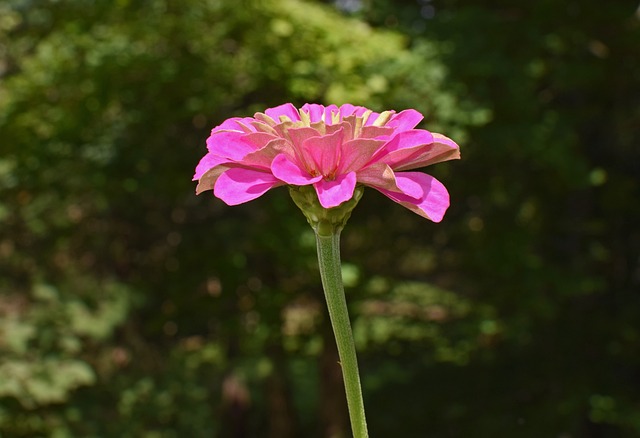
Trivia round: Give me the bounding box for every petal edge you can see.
[214,168,282,205]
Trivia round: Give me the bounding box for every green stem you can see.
[315,231,368,438]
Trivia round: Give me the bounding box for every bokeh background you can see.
[1,0,639,436]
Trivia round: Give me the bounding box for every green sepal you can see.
[288,185,364,236]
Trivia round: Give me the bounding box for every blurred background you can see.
[1,0,639,436]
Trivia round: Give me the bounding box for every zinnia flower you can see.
[194,103,460,222]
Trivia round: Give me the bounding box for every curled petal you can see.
[339,103,357,118]
[326,121,350,137]
[323,104,340,125]
[353,106,369,117]
[339,104,369,119]
[386,109,424,131]
[374,129,435,168]
[378,172,450,222]
[314,172,357,208]
[207,131,256,160]
[254,112,278,126]
[196,165,229,195]
[300,103,325,123]
[249,120,278,135]
[363,111,383,126]
[212,117,243,132]
[214,168,282,205]
[211,117,255,134]
[265,103,301,123]
[393,132,461,171]
[383,130,434,154]
[432,132,458,149]
[369,110,394,127]
[193,153,228,180]
[271,155,323,185]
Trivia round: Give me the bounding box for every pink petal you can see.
[211,117,254,134]
[314,172,357,208]
[241,139,290,169]
[288,126,322,148]
[386,109,424,131]
[194,153,228,180]
[195,165,229,195]
[393,137,461,171]
[325,121,349,136]
[359,125,394,140]
[271,154,323,185]
[338,138,387,174]
[242,132,278,148]
[214,168,282,205]
[378,172,450,222]
[206,131,256,160]
[265,103,301,123]
[389,132,461,171]
[356,162,399,192]
[364,111,382,126]
[339,117,358,142]
[374,129,435,168]
[323,105,340,125]
[352,106,369,117]
[432,132,458,149]
[300,104,325,123]
[339,103,356,118]
[287,126,322,166]
[356,162,420,197]
[394,172,426,199]
[302,128,344,176]
[339,104,368,119]
[249,120,278,135]
[254,112,277,126]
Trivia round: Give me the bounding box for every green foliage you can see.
[353,1,640,436]
[0,277,131,433]
[354,279,480,364]
[1,0,638,436]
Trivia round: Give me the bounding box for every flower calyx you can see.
[289,185,364,236]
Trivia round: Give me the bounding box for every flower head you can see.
[194,103,460,222]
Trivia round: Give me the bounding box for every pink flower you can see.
[194,103,460,222]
